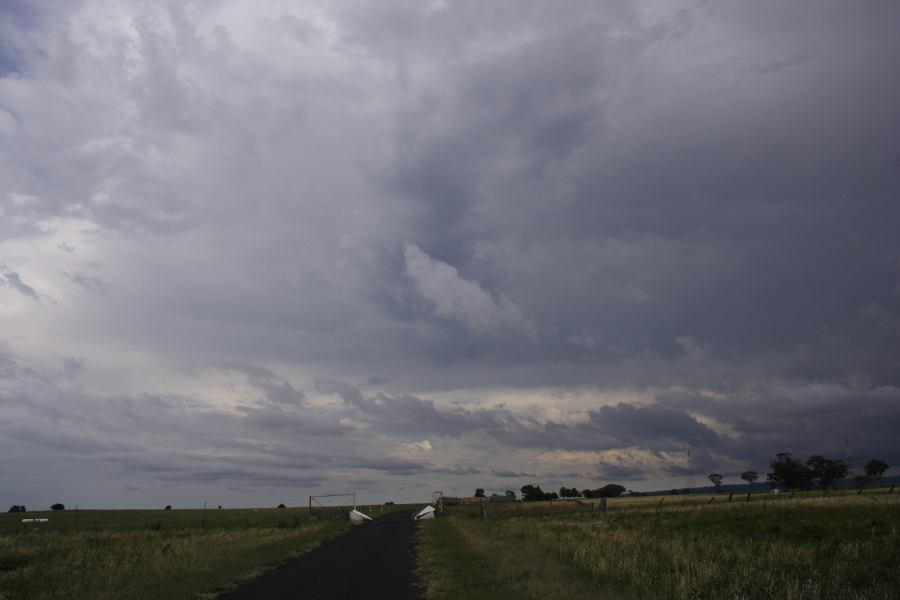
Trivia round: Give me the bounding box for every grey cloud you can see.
[493,470,536,478]
[62,356,85,378]
[318,380,501,436]
[1,1,899,505]
[0,265,39,301]
[64,272,113,295]
[222,362,306,407]
[429,465,482,476]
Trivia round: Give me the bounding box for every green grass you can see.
[418,490,900,599]
[0,506,350,600]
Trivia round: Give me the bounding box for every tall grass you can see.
[419,491,900,599]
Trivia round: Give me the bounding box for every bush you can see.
[164,505,172,510]
[277,503,286,509]
[51,503,66,511]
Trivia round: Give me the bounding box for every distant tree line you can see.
[706,454,890,492]
[515,483,629,502]
[520,485,558,502]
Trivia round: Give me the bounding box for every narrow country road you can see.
[222,510,421,600]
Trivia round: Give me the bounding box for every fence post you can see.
[480,503,487,520]
[889,485,895,494]
[728,492,733,503]
[745,493,751,502]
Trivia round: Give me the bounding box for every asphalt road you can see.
[222,510,421,600]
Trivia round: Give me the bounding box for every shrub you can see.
[51,503,66,511]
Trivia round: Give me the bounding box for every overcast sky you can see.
[2,0,899,509]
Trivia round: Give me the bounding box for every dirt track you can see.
[222,510,421,600]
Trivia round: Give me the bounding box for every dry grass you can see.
[0,514,344,600]
[419,491,900,600]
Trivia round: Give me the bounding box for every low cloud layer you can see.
[1,0,898,508]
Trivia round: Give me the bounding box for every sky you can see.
[1,0,899,509]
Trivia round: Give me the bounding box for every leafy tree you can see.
[505,490,516,499]
[520,485,545,502]
[670,489,679,495]
[864,459,889,481]
[740,470,759,485]
[806,455,848,490]
[583,484,626,498]
[559,486,580,499]
[164,505,172,510]
[767,453,812,491]
[7,505,26,513]
[277,503,286,509]
[853,474,870,490]
[51,503,65,511]
[708,473,723,492]
[474,488,485,497]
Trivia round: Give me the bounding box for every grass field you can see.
[0,505,356,600]
[418,489,900,599]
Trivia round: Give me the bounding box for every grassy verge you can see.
[0,507,349,600]
[418,491,900,599]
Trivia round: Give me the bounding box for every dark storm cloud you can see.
[1,1,899,505]
[317,379,502,436]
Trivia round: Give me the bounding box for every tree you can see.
[277,503,286,509]
[767,453,812,491]
[164,505,172,510]
[51,503,65,511]
[505,490,516,499]
[853,474,870,491]
[806,455,848,490]
[474,488,485,498]
[864,459,889,482]
[583,484,626,498]
[708,473,723,492]
[7,505,26,513]
[559,486,580,499]
[520,485,543,501]
[740,470,759,485]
